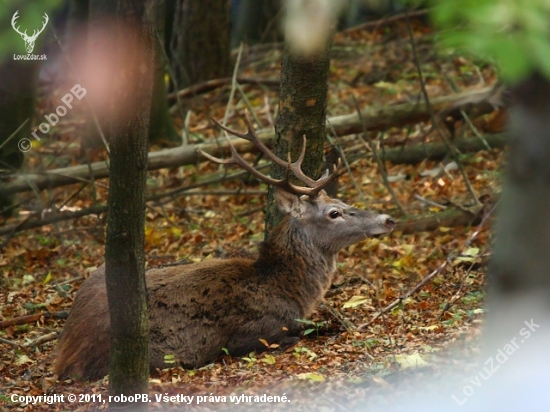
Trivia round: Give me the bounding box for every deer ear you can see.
[274,187,307,217]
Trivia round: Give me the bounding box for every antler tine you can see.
[285,135,340,196]
[197,130,287,187]
[211,114,289,169]
[11,11,25,36]
[198,115,340,197]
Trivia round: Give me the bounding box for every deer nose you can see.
[384,216,395,229]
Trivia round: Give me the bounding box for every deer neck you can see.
[255,216,336,314]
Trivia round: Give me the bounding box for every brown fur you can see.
[54,190,393,381]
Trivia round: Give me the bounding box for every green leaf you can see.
[303,328,315,336]
[163,354,176,364]
[453,247,480,264]
[295,318,316,325]
[529,34,550,80]
[261,354,276,365]
[42,272,53,285]
[488,36,532,82]
[297,372,325,382]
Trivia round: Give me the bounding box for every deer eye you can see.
[329,210,341,219]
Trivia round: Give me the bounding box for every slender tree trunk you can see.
[105,0,155,408]
[65,0,89,64]
[0,5,45,216]
[265,35,334,236]
[149,0,180,146]
[171,0,231,88]
[231,0,282,48]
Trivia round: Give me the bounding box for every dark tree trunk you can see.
[65,0,89,65]
[231,0,282,48]
[149,0,180,146]
[487,73,550,322]
[171,0,231,88]
[105,0,155,407]
[481,72,550,409]
[264,36,334,236]
[0,5,45,216]
[86,0,178,149]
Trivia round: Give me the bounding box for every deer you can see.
[11,11,49,54]
[54,115,395,381]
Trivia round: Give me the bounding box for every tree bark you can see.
[480,73,550,410]
[264,35,334,236]
[148,0,180,146]
[65,0,89,65]
[170,0,231,88]
[0,4,45,216]
[231,0,282,48]
[486,73,550,335]
[104,0,155,407]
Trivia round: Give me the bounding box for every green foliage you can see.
[353,338,381,348]
[295,318,327,338]
[23,302,48,311]
[163,353,176,364]
[461,290,485,305]
[431,0,550,82]
[241,352,257,367]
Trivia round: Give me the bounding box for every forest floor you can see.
[1,16,505,411]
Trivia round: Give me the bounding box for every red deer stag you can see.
[54,116,394,381]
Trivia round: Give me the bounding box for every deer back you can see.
[55,113,394,381]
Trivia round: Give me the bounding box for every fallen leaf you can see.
[343,295,371,308]
[395,353,429,369]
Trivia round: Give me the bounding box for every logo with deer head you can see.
[11,10,49,54]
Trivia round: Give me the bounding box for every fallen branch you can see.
[394,203,485,234]
[0,137,267,197]
[0,168,270,236]
[327,86,498,136]
[357,261,449,330]
[0,311,69,329]
[167,77,279,102]
[0,336,21,347]
[0,205,107,237]
[1,88,503,198]
[359,199,497,330]
[24,331,59,347]
[342,8,429,33]
[375,133,506,165]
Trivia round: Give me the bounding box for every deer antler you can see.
[198,112,339,197]
[11,11,49,41]
[11,11,26,37]
[28,13,49,40]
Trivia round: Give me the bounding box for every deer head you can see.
[199,113,395,256]
[11,11,49,54]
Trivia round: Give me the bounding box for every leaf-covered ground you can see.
[1,18,504,411]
